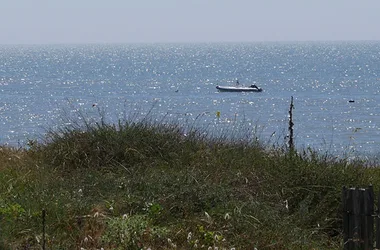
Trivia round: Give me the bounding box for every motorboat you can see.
[216,84,263,92]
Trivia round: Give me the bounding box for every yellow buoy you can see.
[216,111,220,118]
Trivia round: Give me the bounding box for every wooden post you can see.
[343,187,374,250]
[343,187,354,250]
[376,191,380,249]
[363,186,374,250]
[343,186,350,249]
[288,96,294,151]
[353,189,363,248]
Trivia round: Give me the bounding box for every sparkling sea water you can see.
[1,42,380,156]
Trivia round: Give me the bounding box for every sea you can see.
[1,42,380,158]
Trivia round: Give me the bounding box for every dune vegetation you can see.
[0,110,378,249]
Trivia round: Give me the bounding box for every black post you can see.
[343,187,374,250]
[343,187,353,250]
[288,96,294,151]
[352,188,363,249]
[343,186,350,249]
[376,192,380,249]
[363,186,374,250]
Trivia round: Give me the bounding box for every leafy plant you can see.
[101,214,168,250]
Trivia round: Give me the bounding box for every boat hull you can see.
[216,86,263,92]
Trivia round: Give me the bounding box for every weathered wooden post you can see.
[288,96,294,151]
[363,186,374,250]
[376,191,380,249]
[343,186,374,250]
[343,186,350,248]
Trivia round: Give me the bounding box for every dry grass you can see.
[0,119,375,249]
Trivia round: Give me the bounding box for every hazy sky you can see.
[1,0,379,44]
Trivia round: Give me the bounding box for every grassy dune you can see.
[0,119,377,249]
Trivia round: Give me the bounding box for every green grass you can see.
[0,118,376,249]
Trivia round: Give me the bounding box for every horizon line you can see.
[1,39,380,46]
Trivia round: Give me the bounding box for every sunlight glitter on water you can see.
[1,42,380,156]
